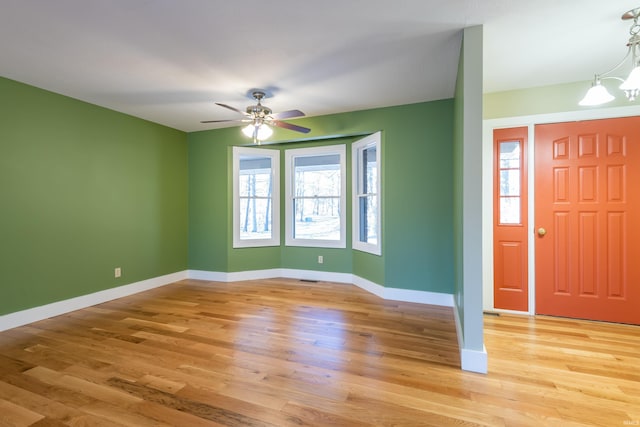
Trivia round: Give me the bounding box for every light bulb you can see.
[242,124,255,138]
[242,123,272,141]
[256,124,273,140]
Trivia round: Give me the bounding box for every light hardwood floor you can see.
[0,278,638,426]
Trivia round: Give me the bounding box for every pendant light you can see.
[579,7,640,106]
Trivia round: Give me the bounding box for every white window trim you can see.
[352,132,382,255]
[285,144,346,248]
[232,146,280,248]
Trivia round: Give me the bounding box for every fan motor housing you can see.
[247,105,272,117]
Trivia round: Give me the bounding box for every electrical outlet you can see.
[114,267,122,278]
[318,255,324,264]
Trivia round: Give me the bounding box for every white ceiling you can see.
[0,0,637,132]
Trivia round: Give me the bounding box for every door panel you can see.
[493,127,528,311]
[535,117,640,325]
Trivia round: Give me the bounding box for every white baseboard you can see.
[280,268,353,284]
[0,271,188,332]
[384,286,454,306]
[461,346,488,373]
[188,270,229,281]
[352,275,454,306]
[187,269,285,282]
[453,300,488,374]
[188,268,453,307]
[188,268,353,284]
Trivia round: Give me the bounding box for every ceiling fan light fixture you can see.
[242,123,273,141]
[201,89,311,139]
[579,80,615,106]
[579,7,640,106]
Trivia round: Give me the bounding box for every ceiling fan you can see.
[201,90,311,144]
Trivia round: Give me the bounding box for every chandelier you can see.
[579,7,640,106]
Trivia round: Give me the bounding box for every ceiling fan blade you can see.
[271,120,311,134]
[200,118,241,123]
[215,102,250,116]
[270,109,305,120]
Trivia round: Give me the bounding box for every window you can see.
[352,132,381,255]
[232,146,279,248]
[285,145,346,248]
[498,140,522,224]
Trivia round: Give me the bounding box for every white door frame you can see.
[482,105,640,315]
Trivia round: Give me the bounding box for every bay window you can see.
[285,145,346,248]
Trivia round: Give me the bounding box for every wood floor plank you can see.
[0,399,44,426]
[0,278,638,426]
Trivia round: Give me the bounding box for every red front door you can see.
[534,117,640,325]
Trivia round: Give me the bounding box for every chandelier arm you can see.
[599,76,625,83]
[595,45,633,79]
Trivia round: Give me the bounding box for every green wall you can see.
[188,100,454,294]
[0,77,188,316]
[1,75,457,319]
[381,102,454,293]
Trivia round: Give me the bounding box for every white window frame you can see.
[285,145,346,248]
[232,146,280,248]
[352,132,382,255]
